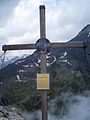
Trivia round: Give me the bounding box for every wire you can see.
[0,52,5,59]
[0,51,6,70]
[0,51,6,86]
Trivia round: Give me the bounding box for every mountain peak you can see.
[78,24,90,36]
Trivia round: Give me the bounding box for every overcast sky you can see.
[0,0,90,58]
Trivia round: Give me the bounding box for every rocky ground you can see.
[0,105,24,120]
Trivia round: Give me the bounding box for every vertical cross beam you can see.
[39,5,48,120]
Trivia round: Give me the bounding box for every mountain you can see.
[0,24,90,87]
[0,54,29,69]
[0,56,19,69]
[68,25,90,73]
[0,24,90,111]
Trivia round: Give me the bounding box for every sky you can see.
[0,0,90,58]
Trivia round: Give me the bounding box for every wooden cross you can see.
[2,5,87,120]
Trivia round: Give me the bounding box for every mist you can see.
[22,91,90,120]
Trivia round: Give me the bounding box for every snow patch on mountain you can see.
[37,58,41,63]
[16,59,25,64]
[47,53,51,55]
[47,56,56,66]
[35,63,39,67]
[67,61,72,65]
[59,59,72,65]
[0,82,3,85]
[19,69,24,72]
[16,75,20,80]
[23,65,29,68]
[20,54,29,59]
[16,75,23,82]
[30,64,33,67]
[60,52,67,59]
[88,32,90,37]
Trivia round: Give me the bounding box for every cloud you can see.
[45,0,90,41]
[0,0,20,27]
[0,0,90,57]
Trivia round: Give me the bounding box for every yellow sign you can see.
[37,74,49,90]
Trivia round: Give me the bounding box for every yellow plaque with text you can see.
[37,74,49,90]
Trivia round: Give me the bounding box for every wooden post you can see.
[39,5,48,120]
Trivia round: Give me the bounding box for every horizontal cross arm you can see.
[51,41,87,48]
[2,44,36,51]
[2,41,87,52]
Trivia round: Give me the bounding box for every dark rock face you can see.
[0,95,9,106]
[67,25,90,74]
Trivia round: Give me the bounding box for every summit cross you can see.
[2,5,87,120]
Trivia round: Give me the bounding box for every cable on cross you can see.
[0,51,6,70]
[0,51,6,86]
[0,52,5,59]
